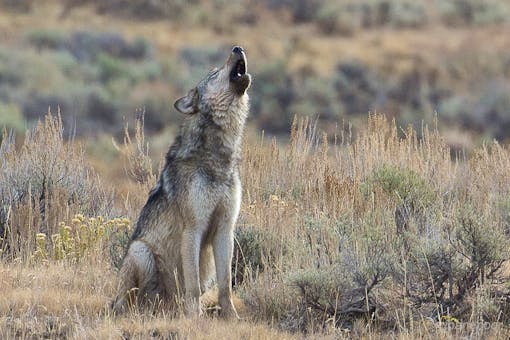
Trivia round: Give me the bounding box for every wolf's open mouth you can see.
[228,47,250,94]
[230,58,247,81]
[236,59,246,76]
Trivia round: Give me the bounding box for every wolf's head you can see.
[174,46,251,117]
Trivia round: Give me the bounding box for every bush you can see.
[361,164,436,236]
[11,31,164,134]
[439,81,510,140]
[238,203,394,332]
[398,204,510,320]
[27,30,67,50]
[1,0,33,12]
[232,226,284,288]
[265,0,323,23]
[316,2,362,36]
[0,112,111,259]
[0,102,25,134]
[316,0,427,35]
[439,0,510,26]
[0,50,24,88]
[289,266,375,331]
[32,214,132,264]
[361,164,434,210]
[20,94,71,121]
[64,31,152,62]
[387,1,428,28]
[96,53,133,83]
[141,97,171,133]
[291,76,343,122]
[293,224,392,330]
[334,62,379,115]
[250,60,296,133]
[26,30,152,62]
[96,0,193,19]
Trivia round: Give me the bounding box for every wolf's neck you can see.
[211,98,249,152]
[176,99,249,163]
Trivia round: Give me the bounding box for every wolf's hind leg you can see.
[112,240,159,313]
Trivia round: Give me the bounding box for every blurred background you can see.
[1,0,509,153]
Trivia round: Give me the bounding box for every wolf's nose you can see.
[232,46,244,54]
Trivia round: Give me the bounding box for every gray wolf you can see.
[112,46,251,319]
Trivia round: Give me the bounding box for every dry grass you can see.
[2,113,509,338]
[0,262,296,339]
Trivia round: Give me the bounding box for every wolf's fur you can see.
[113,47,251,318]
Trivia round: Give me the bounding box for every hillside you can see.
[1,0,510,147]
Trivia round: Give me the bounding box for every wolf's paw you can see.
[219,302,240,320]
[184,298,203,318]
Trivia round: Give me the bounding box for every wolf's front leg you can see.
[181,229,202,317]
[181,175,217,317]
[213,226,239,319]
[213,181,241,319]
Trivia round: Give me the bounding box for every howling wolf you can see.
[113,46,251,319]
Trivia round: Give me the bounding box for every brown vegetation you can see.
[1,113,509,338]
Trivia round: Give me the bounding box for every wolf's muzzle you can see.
[229,46,250,94]
[232,46,244,55]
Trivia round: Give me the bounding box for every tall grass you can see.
[0,111,112,260]
[238,114,510,335]
[1,113,509,338]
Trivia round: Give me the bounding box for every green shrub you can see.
[334,61,379,115]
[291,77,343,122]
[439,0,510,26]
[1,0,33,12]
[397,203,510,321]
[294,216,392,331]
[250,60,296,133]
[388,1,428,28]
[96,53,133,83]
[241,211,395,332]
[55,31,152,62]
[27,30,66,50]
[316,0,427,35]
[316,2,362,35]
[453,207,508,288]
[99,0,193,19]
[241,273,299,328]
[0,102,25,134]
[48,50,79,77]
[288,266,376,331]
[361,164,436,237]
[361,164,434,209]
[439,82,510,140]
[265,0,323,23]
[233,226,285,287]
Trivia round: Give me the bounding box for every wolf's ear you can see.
[174,88,197,115]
